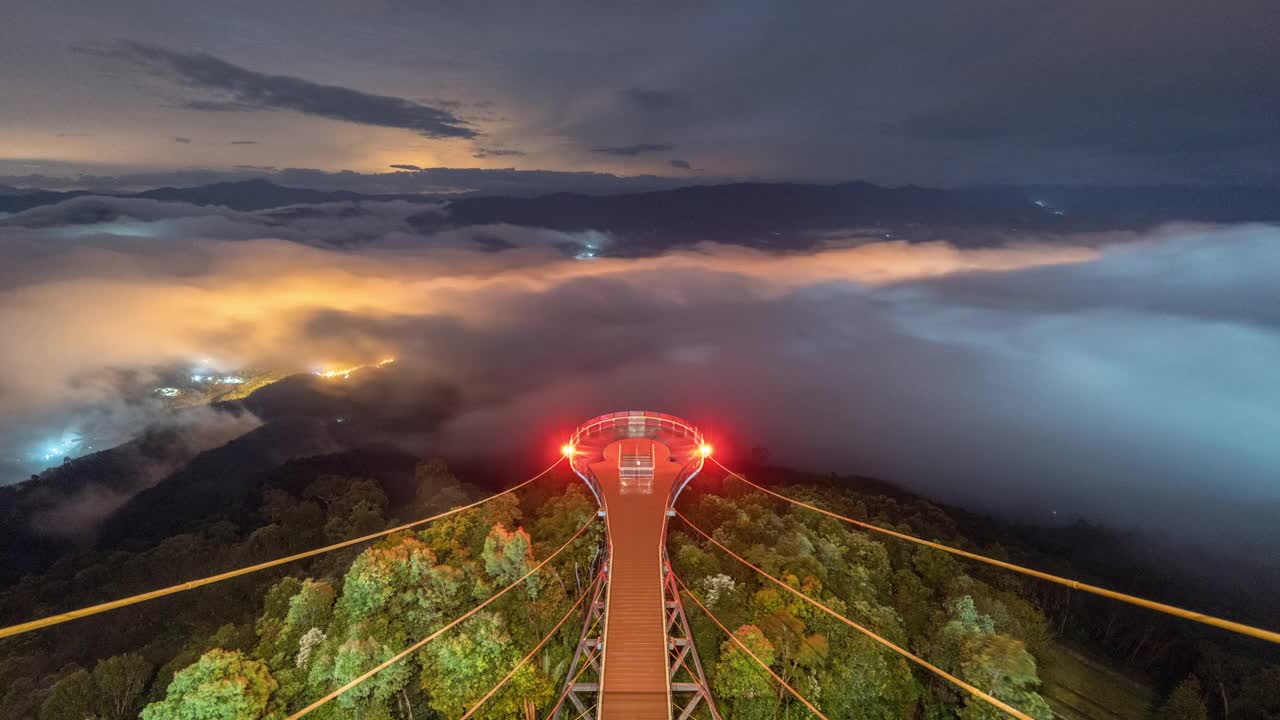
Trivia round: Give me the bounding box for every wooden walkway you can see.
[595,439,675,719]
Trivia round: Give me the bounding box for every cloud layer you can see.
[1,198,1277,553]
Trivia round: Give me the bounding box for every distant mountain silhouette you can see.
[0,179,438,214]
[94,372,459,548]
[95,417,348,548]
[0,421,247,584]
[411,181,1280,252]
[412,182,1049,251]
[131,178,436,211]
[0,189,92,214]
[0,362,462,583]
[5,178,1280,250]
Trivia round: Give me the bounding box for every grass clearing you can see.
[1039,641,1154,720]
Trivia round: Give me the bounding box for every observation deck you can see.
[561,411,713,719]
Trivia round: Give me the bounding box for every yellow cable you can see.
[289,512,598,719]
[461,568,606,719]
[0,457,565,641]
[671,570,829,720]
[713,458,1280,645]
[676,510,1035,720]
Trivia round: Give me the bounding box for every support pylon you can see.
[663,557,720,720]
[554,561,609,719]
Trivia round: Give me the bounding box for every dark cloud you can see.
[173,136,192,144]
[883,2,1280,162]
[86,41,476,139]
[55,133,94,138]
[179,99,265,113]
[895,99,1280,156]
[626,88,684,111]
[472,147,527,159]
[591,143,674,157]
[389,164,422,171]
[229,139,257,145]
[669,159,692,170]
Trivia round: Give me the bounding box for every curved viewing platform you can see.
[560,411,714,719]
[565,411,708,510]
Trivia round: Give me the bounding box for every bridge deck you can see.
[596,439,674,719]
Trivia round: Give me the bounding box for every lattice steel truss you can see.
[663,556,720,720]
[553,562,608,719]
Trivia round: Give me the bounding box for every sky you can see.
[3,0,1278,189]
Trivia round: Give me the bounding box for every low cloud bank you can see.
[1,197,1276,553]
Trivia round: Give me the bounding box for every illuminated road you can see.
[593,438,675,718]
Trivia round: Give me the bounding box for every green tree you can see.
[338,535,457,628]
[316,478,388,541]
[817,632,918,720]
[529,485,595,545]
[2,676,38,720]
[957,634,1052,720]
[307,533,468,717]
[934,595,996,670]
[842,531,893,602]
[254,577,304,666]
[891,567,933,641]
[1239,665,1280,719]
[418,611,552,719]
[152,624,256,704]
[325,636,413,716]
[278,580,336,662]
[93,654,153,720]
[38,669,95,720]
[1161,676,1208,720]
[913,544,963,589]
[758,609,828,692]
[406,459,466,520]
[420,493,521,560]
[482,523,538,598]
[141,650,282,720]
[713,625,781,720]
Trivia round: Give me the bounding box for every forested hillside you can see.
[669,467,1280,720]
[2,459,1276,718]
[0,459,601,719]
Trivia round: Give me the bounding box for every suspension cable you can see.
[675,510,1034,720]
[713,458,1280,645]
[461,567,606,719]
[0,457,564,641]
[671,570,829,720]
[289,511,598,719]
